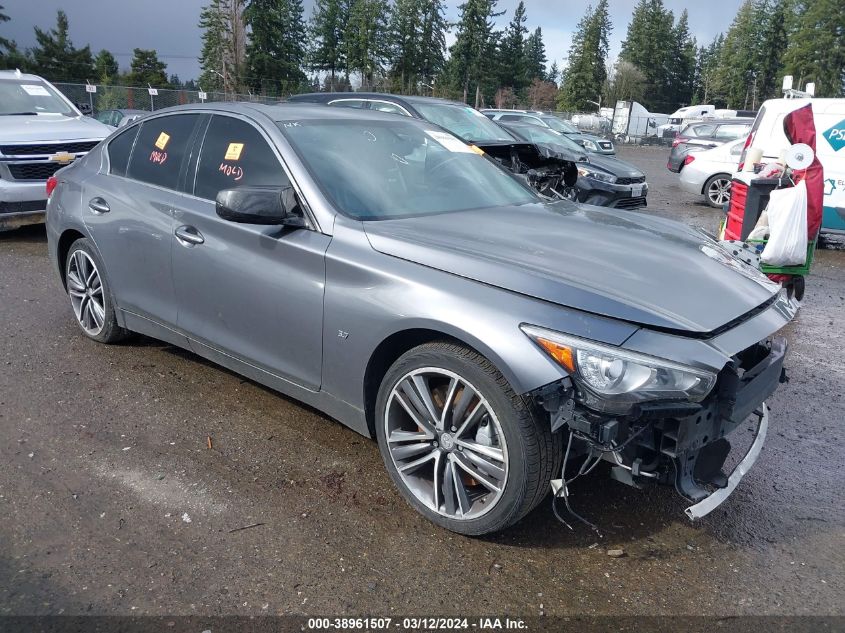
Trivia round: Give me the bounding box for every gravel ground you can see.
[0,145,843,618]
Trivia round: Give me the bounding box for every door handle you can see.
[88,197,110,214]
[175,225,205,246]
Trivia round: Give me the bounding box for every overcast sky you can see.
[1,0,746,83]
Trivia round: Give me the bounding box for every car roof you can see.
[122,101,435,124]
[0,70,48,82]
[288,92,472,109]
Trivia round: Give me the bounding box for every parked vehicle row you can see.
[480,109,616,155]
[43,100,794,535]
[667,118,753,173]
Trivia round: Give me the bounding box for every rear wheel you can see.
[375,341,560,535]
[704,174,731,208]
[65,238,129,344]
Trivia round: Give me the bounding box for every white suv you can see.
[0,71,112,230]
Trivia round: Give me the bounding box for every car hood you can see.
[584,153,643,178]
[363,201,781,334]
[0,114,111,143]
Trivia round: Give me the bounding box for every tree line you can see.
[1,0,842,113]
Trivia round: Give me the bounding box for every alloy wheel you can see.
[384,367,509,520]
[707,178,731,206]
[66,249,106,336]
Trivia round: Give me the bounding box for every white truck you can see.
[0,70,112,230]
[657,104,716,138]
[611,100,669,144]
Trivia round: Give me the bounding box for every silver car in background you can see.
[47,103,793,534]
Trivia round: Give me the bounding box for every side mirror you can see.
[77,102,93,116]
[215,185,305,227]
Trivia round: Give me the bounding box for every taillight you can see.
[683,154,696,165]
[46,176,58,197]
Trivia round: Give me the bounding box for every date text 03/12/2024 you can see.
[307,617,528,630]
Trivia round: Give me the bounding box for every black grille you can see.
[8,162,63,181]
[0,199,46,215]
[616,176,646,185]
[614,196,648,210]
[0,141,99,156]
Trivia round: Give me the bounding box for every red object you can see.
[672,137,685,148]
[683,154,696,166]
[724,179,748,240]
[46,176,58,197]
[782,103,823,239]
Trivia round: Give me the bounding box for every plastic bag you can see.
[761,180,807,266]
[747,209,770,241]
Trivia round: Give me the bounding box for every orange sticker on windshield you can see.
[154,132,170,150]
[225,142,244,161]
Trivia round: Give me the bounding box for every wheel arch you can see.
[57,228,88,290]
[362,326,525,438]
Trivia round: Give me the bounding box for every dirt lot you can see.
[1,145,843,618]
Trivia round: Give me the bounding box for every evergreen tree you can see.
[695,34,724,104]
[557,1,612,111]
[345,0,390,88]
[94,50,119,81]
[783,0,845,97]
[127,48,168,87]
[496,1,528,94]
[309,0,352,89]
[417,0,448,90]
[29,10,94,83]
[547,60,559,86]
[244,0,307,95]
[524,27,547,84]
[714,0,761,108]
[198,0,246,94]
[756,0,787,101]
[669,10,696,107]
[619,0,674,111]
[445,0,502,105]
[388,0,421,93]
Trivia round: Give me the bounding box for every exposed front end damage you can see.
[475,141,579,200]
[532,336,788,521]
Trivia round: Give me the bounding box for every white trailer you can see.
[612,101,669,143]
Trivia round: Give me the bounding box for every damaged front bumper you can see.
[537,335,787,520]
[684,403,767,519]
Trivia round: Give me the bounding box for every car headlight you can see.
[581,139,598,151]
[521,325,717,414]
[577,166,617,184]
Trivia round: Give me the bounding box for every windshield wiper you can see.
[1,112,39,116]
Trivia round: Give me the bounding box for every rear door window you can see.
[714,124,750,140]
[108,125,140,177]
[368,101,411,117]
[127,114,201,190]
[328,99,366,109]
[193,115,288,201]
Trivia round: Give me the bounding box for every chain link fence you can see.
[53,82,285,115]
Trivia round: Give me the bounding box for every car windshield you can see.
[511,125,586,154]
[412,102,516,143]
[279,119,537,220]
[0,79,75,115]
[540,116,579,134]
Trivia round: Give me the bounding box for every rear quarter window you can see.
[107,125,140,177]
[126,114,201,190]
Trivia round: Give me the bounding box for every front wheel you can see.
[375,341,560,535]
[704,173,731,208]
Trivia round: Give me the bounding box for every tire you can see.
[64,238,129,344]
[704,173,731,209]
[375,341,561,535]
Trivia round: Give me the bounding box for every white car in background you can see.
[679,138,744,208]
[0,70,112,230]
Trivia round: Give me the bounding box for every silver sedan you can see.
[47,103,793,534]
